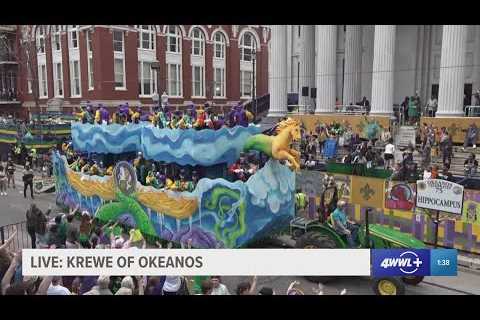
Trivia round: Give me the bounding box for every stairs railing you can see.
[243,94,270,122]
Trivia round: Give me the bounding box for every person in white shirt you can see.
[210,276,230,295]
[47,276,71,295]
[383,139,395,170]
[305,155,316,169]
[426,96,438,117]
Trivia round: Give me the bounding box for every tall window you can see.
[70,60,81,97]
[213,67,225,98]
[53,62,63,97]
[240,31,257,98]
[240,32,256,62]
[114,59,125,89]
[138,61,157,96]
[113,31,124,52]
[86,31,94,90]
[192,65,204,97]
[38,64,48,98]
[167,64,181,96]
[68,25,79,49]
[240,70,253,97]
[213,32,226,59]
[136,25,155,50]
[51,25,62,51]
[36,26,45,54]
[167,26,181,53]
[26,61,33,94]
[113,31,125,89]
[191,28,204,56]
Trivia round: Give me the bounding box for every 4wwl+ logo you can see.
[380,251,423,274]
[372,249,430,277]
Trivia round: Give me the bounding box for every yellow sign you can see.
[351,176,385,209]
[421,117,480,144]
[290,114,390,138]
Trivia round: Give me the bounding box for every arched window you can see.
[167,25,181,53]
[136,25,155,50]
[36,26,46,54]
[51,25,62,51]
[136,25,157,97]
[191,28,205,56]
[239,31,258,98]
[240,32,257,62]
[213,31,226,59]
[68,25,79,49]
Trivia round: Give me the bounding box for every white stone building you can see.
[269,25,480,117]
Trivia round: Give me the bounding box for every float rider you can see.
[131,107,142,124]
[133,152,146,185]
[146,170,159,188]
[193,105,206,129]
[89,161,100,176]
[105,165,114,176]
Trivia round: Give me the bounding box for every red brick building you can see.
[16,25,270,118]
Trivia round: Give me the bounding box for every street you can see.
[0,167,58,227]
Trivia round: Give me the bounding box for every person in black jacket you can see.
[23,165,34,199]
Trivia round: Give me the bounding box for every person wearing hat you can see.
[330,200,359,248]
[131,106,141,124]
[193,105,206,129]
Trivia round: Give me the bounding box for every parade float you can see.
[0,120,71,154]
[53,116,299,249]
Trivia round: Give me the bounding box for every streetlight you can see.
[150,61,161,108]
[252,48,257,122]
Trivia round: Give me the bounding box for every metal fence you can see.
[0,221,32,252]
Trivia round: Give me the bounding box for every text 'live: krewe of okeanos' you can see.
[22,249,371,276]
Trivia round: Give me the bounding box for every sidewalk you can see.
[458,253,480,273]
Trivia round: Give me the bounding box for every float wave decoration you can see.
[71,122,143,154]
[71,122,262,166]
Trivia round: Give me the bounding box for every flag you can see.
[351,176,385,209]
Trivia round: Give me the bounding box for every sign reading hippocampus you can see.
[416,179,464,215]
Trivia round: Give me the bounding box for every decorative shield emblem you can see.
[114,161,137,196]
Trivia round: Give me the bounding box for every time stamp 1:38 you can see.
[430,249,457,276]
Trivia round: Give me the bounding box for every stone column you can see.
[343,25,362,106]
[315,25,337,113]
[268,25,288,117]
[299,25,316,111]
[437,25,468,117]
[371,25,396,115]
